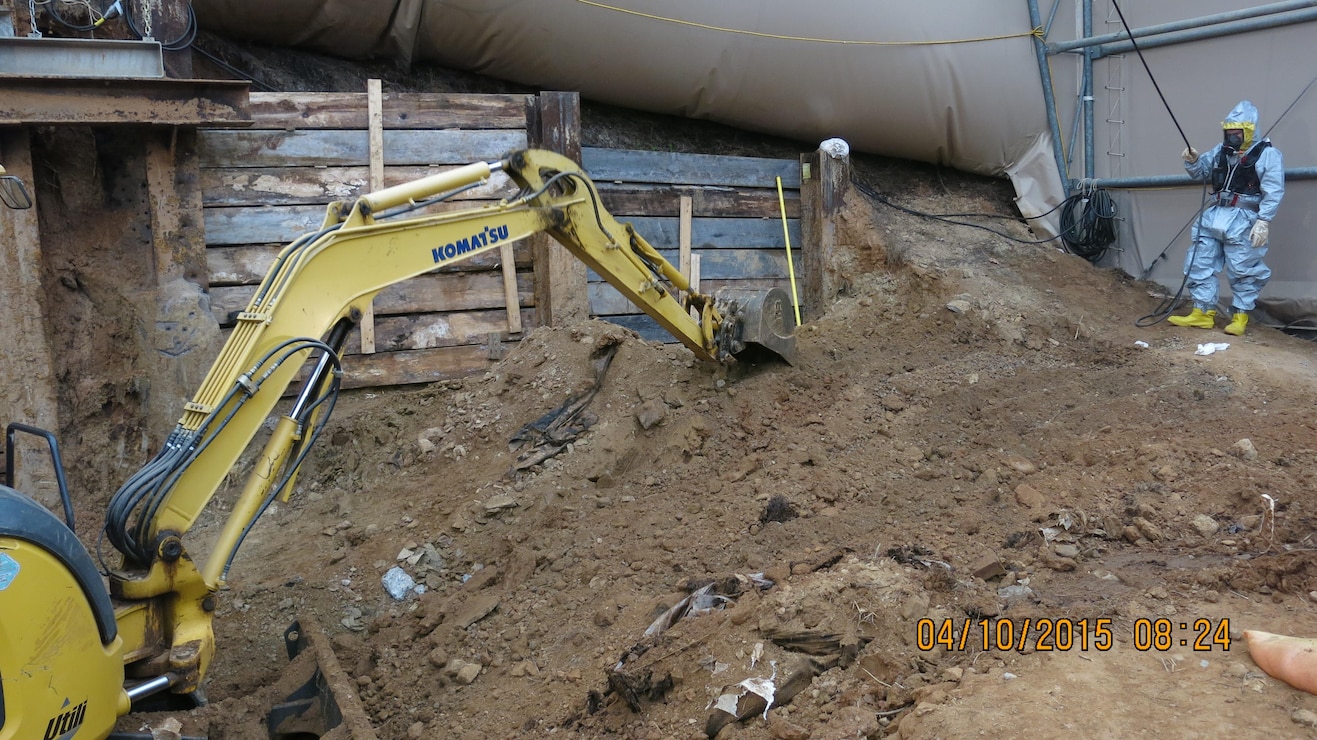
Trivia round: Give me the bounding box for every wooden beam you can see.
[339,308,536,354]
[582,148,801,188]
[688,253,701,321]
[598,186,800,219]
[528,91,589,327]
[248,92,530,130]
[338,344,514,389]
[207,242,532,286]
[361,79,385,354]
[499,241,523,334]
[678,194,692,307]
[800,148,849,319]
[210,271,534,326]
[202,198,553,246]
[197,129,526,168]
[199,166,517,207]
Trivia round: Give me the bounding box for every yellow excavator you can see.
[0,149,795,739]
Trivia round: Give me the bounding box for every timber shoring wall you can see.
[585,148,803,342]
[198,91,804,389]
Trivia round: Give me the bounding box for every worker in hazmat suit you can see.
[1168,100,1284,336]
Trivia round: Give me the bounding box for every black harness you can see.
[1211,140,1270,196]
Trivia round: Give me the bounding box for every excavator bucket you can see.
[268,617,377,739]
[714,286,798,365]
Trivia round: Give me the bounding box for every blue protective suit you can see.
[1182,100,1285,312]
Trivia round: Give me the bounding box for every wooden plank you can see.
[595,314,679,344]
[612,215,801,250]
[341,308,536,354]
[207,242,532,286]
[248,92,530,130]
[204,204,327,246]
[587,247,795,284]
[499,242,523,334]
[197,129,526,168]
[678,195,692,306]
[210,271,534,326]
[361,79,385,355]
[688,253,701,321]
[338,343,514,389]
[589,275,790,315]
[583,148,800,189]
[678,195,692,282]
[598,186,800,219]
[200,166,517,207]
[801,148,850,318]
[368,82,385,190]
[203,201,541,246]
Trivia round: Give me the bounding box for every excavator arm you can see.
[102,149,796,695]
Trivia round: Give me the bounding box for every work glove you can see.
[1250,219,1269,248]
[1181,146,1199,163]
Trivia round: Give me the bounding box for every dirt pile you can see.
[109,168,1317,738]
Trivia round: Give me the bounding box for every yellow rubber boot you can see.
[1224,312,1249,336]
[1167,308,1217,329]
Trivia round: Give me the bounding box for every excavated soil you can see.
[54,36,1312,740]
[107,173,1317,739]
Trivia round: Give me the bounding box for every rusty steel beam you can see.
[0,76,251,126]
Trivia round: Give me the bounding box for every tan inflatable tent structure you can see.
[194,0,1317,329]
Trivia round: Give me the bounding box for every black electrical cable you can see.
[1058,187,1117,263]
[191,45,279,92]
[852,175,1092,247]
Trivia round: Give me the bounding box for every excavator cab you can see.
[0,165,33,210]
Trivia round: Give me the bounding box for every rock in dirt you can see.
[1231,438,1258,460]
[970,553,1006,581]
[1053,544,1080,559]
[813,705,882,739]
[1292,709,1317,728]
[1014,484,1044,509]
[1190,514,1219,536]
[382,566,419,600]
[636,399,667,429]
[1134,517,1163,542]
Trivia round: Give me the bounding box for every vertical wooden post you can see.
[688,254,701,321]
[678,194,693,304]
[800,146,850,318]
[527,91,589,327]
[499,240,522,335]
[361,79,385,354]
[0,127,59,499]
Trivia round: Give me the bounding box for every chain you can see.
[28,0,41,37]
